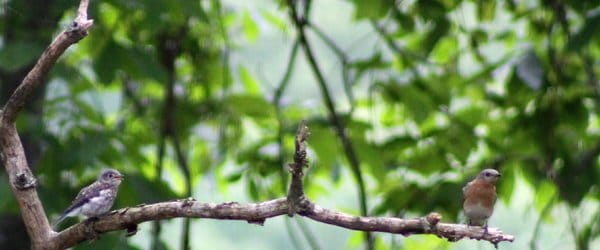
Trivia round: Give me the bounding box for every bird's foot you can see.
[83,217,101,242]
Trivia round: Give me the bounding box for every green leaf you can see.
[477,1,496,21]
[0,41,44,72]
[534,181,556,216]
[94,41,167,84]
[242,11,260,43]
[309,124,338,174]
[430,36,458,63]
[350,0,394,20]
[238,65,261,94]
[422,19,450,56]
[261,10,287,32]
[247,176,260,200]
[567,8,600,51]
[0,176,18,212]
[118,174,179,205]
[380,81,436,123]
[226,94,273,118]
[225,171,244,182]
[349,53,390,79]
[393,11,415,31]
[73,233,135,250]
[415,0,447,20]
[497,164,516,204]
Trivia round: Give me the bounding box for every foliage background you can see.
[1,0,599,249]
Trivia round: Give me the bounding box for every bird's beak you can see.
[114,174,124,180]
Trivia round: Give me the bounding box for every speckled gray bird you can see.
[53,169,123,228]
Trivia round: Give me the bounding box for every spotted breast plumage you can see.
[53,169,123,228]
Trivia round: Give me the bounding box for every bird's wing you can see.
[73,182,99,203]
[462,180,473,195]
[63,182,105,214]
[54,182,103,228]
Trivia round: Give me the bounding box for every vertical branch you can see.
[529,194,556,250]
[285,122,322,249]
[274,39,300,194]
[274,40,319,248]
[286,120,309,216]
[151,136,166,250]
[285,218,303,250]
[214,0,233,163]
[0,0,94,248]
[306,24,355,111]
[171,133,192,250]
[286,2,374,249]
[157,27,192,250]
[295,218,321,250]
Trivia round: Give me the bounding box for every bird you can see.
[462,168,501,230]
[53,169,124,228]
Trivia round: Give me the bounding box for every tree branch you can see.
[306,23,356,110]
[51,197,514,249]
[286,1,374,248]
[0,1,93,248]
[9,120,513,249]
[53,199,290,249]
[0,0,93,124]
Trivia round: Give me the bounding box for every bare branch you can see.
[304,205,513,246]
[286,1,374,248]
[49,198,513,249]
[0,1,94,248]
[287,120,309,216]
[52,199,290,249]
[1,0,93,124]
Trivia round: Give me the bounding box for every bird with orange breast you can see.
[463,169,501,231]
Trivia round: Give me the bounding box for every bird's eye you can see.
[485,172,491,177]
[108,173,113,178]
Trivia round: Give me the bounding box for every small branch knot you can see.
[180,197,196,208]
[426,212,441,227]
[247,218,266,226]
[66,14,94,41]
[296,198,314,216]
[287,121,310,216]
[420,212,442,233]
[14,172,37,189]
[125,224,138,237]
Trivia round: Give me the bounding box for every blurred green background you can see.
[1,0,599,249]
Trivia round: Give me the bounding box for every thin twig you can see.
[285,217,304,250]
[307,23,356,111]
[274,38,300,191]
[172,133,193,250]
[151,135,166,250]
[286,2,374,248]
[529,193,557,250]
[295,217,322,250]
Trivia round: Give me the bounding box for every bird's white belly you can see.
[80,196,110,216]
[464,202,491,220]
[77,189,115,217]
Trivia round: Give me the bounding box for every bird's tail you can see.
[52,213,68,229]
[52,208,75,230]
